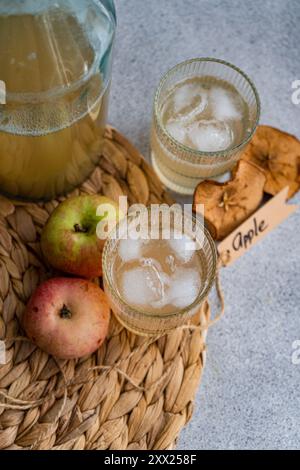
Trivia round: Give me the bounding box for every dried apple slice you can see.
[193,160,266,240]
[242,125,300,199]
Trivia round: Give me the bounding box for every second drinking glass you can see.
[102,206,217,336]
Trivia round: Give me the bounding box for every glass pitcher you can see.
[0,0,116,201]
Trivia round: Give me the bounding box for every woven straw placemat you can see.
[0,126,210,450]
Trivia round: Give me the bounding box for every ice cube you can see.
[187,119,233,152]
[121,267,154,306]
[166,254,176,273]
[168,268,201,309]
[165,120,187,145]
[141,258,171,296]
[210,86,243,121]
[168,233,197,263]
[118,239,142,262]
[173,83,196,113]
[173,82,208,120]
[173,83,207,114]
[121,260,171,308]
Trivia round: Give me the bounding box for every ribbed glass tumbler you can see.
[151,58,260,195]
[102,206,217,337]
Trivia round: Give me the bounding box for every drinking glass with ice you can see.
[102,206,217,336]
[151,58,260,195]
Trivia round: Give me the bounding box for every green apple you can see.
[41,195,123,278]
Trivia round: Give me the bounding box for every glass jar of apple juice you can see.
[0,0,116,201]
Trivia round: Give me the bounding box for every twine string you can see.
[0,261,224,412]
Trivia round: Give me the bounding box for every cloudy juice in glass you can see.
[103,206,217,336]
[151,58,260,195]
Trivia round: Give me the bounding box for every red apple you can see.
[23,278,110,359]
[41,195,123,278]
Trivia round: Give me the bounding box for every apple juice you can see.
[0,6,113,201]
[111,234,204,316]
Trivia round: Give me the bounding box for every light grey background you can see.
[110,0,300,450]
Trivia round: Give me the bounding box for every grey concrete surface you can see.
[109,0,300,450]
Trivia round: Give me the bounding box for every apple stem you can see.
[60,304,72,319]
[74,223,88,234]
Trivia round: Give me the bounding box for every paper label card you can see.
[218,187,298,266]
